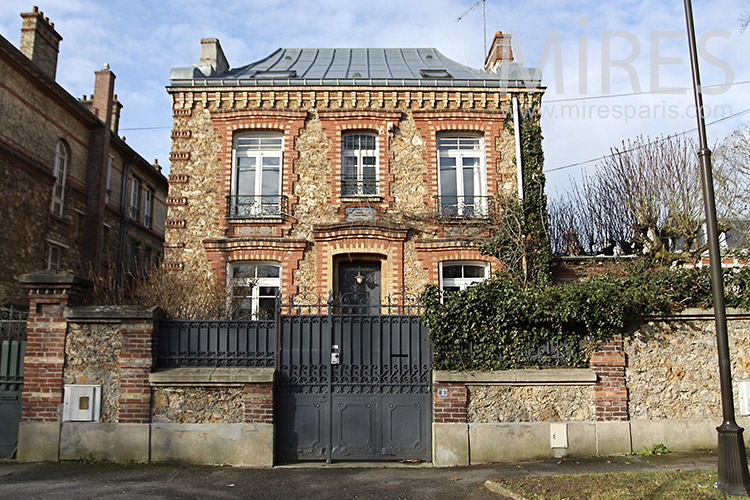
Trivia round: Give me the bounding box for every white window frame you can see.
[144,186,153,228]
[227,261,281,319]
[341,132,378,197]
[51,141,68,216]
[104,155,113,204]
[45,239,68,271]
[232,132,283,217]
[437,133,487,217]
[129,177,140,220]
[438,261,490,293]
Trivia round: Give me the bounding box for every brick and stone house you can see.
[165,32,542,312]
[0,7,168,307]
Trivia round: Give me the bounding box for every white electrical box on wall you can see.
[550,422,568,449]
[63,384,101,422]
[738,380,750,416]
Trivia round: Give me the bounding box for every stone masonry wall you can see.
[468,385,595,423]
[166,102,223,275]
[64,322,121,422]
[151,386,244,423]
[626,317,750,420]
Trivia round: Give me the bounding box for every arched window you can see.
[436,133,487,217]
[341,132,378,196]
[228,261,281,319]
[231,132,283,217]
[51,141,68,215]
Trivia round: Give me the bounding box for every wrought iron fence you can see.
[0,306,27,392]
[157,314,276,368]
[227,194,287,219]
[435,195,494,219]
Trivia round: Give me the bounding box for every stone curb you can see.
[484,480,529,500]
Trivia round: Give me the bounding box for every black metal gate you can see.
[275,294,431,462]
[0,307,27,458]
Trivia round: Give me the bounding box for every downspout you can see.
[512,94,524,200]
[118,158,133,271]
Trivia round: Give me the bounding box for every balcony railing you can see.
[435,195,493,219]
[341,176,378,197]
[227,195,287,219]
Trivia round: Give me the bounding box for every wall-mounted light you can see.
[355,272,365,284]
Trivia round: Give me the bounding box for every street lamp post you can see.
[683,0,750,494]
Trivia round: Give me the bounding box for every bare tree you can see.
[549,132,750,264]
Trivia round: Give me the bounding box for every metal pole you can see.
[684,0,750,494]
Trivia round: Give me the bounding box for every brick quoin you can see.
[433,382,468,423]
[117,320,156,423]
[244,383,273,424]
[590,334,629,421]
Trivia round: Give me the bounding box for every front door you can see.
[337,261,381,314]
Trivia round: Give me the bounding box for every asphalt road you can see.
[0,462,507,500]
[0,452,720,500]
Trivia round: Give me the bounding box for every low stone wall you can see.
[469,385,595,422]
[626,312,750,420]
[151,387,244,423]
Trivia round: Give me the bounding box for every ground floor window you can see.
[228,261,281,319]
[439,261,489,294]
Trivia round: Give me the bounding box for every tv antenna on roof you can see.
[457,0,486,65]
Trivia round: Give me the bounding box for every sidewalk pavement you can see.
[0,451,720,500]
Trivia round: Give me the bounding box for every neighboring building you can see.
[0,7,168,306]
[166,32,542,314]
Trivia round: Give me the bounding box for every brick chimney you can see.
[91,64,116,127]
[20,6,63,80]
[484,31,514,73]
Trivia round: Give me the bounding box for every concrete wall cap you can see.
[66,305,162,321]
[19,270,92,287]
[645,308,750,320]
[433,368,597,385]
[149,367,275,385]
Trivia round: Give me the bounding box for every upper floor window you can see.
[342,133,378,196]
[228,262,281,319]
[231,132,283,218]
[46,243,63,271]
[439,261,489,294]
[104,155,113,204]
[129,177,141,220]
[144,187,153,228]
[437,134,487,217]
[51,141,68,216]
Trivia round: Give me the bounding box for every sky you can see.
[1,0,748,197]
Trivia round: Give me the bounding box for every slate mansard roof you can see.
[169,47,542,89]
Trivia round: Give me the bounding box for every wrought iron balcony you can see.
[341,175,378,197]
[227,195,287,219]
[435,195,493,219]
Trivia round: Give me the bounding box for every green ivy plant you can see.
[423,265,750,371]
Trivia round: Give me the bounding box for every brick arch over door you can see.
[312,224,408,298]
